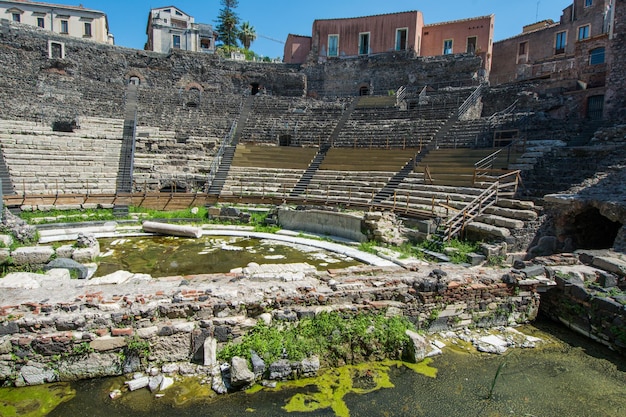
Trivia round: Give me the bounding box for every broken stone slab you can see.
[230,356,255,387]
[11,246,55,266]
[203,337,217,367]
[404,330,429,363]
[44,258,89,279]
[84,270,134,286]
[0,272,42,289]
[142,221,202,238]
[251,350,266,378]
[149,375,163,392]
[475,335,509,354]
[591,257,626,277]
[160,376,174,391]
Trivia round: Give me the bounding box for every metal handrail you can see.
[441,181,499,241]
[206,120,237,189]
[458,83,485,118]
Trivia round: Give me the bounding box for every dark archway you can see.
[251,83,260,95]
[359,85,369,96]
[279,135,292,146]
[572,208,621,249]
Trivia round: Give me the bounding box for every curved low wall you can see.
[277,208,367,242]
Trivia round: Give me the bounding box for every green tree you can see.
[215,0,240,49]
[238,21,257,50]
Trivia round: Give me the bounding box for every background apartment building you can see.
[0,0,113,44]
[145,6,216,54]
[490,0,615,120]
[491,0,614,85]
[284,11,494,73]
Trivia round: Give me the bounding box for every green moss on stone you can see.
[0,383,75,417]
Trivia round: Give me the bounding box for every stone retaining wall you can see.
[0,265,539,387]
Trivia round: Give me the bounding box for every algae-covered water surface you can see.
[94,235,361,278]
[5,320,624,417]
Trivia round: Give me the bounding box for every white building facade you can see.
[0,0,113,44]
[145,6,216,54]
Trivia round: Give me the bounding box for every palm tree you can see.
[238,21,257,50]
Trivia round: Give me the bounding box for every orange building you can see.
[283,11,494,72]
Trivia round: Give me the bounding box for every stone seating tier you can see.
[0,119,122,194]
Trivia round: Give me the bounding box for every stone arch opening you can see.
[571,208,622,250]
[359,85,369,96]
[126,72,145,86]
[251,82,260,95]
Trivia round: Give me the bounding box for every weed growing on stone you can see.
[118,335,151,364]
[217,311,415,367]
[70,342,94,357]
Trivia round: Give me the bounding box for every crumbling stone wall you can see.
[606,0,626,121]
[0,270,538,386]
[0,22,306,139]
[302,52,483,97]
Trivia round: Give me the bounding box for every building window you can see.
[12,13,21,23]
[466,36,477,54]
[328,34,338,57]
[48,41,65,59]
[555,31,567,54]
[585,0,593,7]
[519,42,527,55]
[578,25,590,40]
[60,20,69,34]
[396,28,408,51]
[359,32,370,55]
[37,17,45,28]
[84,22,92,37]
[172,34,181,49]
[589,47,605,64]
[443,39,453,55]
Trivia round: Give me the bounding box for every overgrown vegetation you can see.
[359,238,481,265]
[18,208,116,224]
[217,311,416,366]
[129,206,208,221]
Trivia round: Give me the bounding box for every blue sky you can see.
[49,0,572,59]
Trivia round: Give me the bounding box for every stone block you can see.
[592,257,626,277]
[404,330,429,363]
[466,252,486,266]
[11,246,55,266]
[72,247,99,262]
[90,336,127,352]
[230,356,255,387]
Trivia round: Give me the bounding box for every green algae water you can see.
[4,319,625,417]
[94,236,361,278]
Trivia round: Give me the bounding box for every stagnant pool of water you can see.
[93,236,362,278]
[4,319,623,417]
